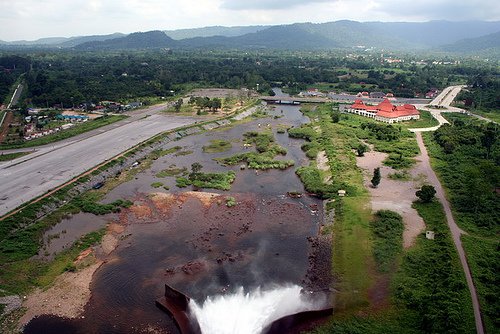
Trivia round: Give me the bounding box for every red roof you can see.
[350,99,419,119]
[351,99,368,110]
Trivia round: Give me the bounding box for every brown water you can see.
[24,104,328,334]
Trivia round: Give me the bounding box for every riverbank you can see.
[18,222,123,329]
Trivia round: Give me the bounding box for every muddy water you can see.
[25,103,328,334]
[38,213,109,260]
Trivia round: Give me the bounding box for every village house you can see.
[347,99,420,124]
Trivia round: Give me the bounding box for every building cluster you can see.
[298,88,327,97]
[23,111,93,141]
[356,91,395,99]
[347,98,420,124]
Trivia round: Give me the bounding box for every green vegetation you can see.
[151,146,182,158]
[0,151,30,162]
[295,166,335,198]
[458,74,499,117]
[155,166,187,178]
[415,185,436,203]
[175,150,194,156]
[0,115,127,149]
[404,110,439,128]
[216,131,294,170]
[371,210,404,272]
[387,171,411,181]
[202,139,232,153]
[176,164,236,191]
[1,228,106,295]
[421,114,499,332]
[461,236,499,333]
[151,182,163,188]
[72,192,132,215]
[293,102,474,333]
[394,201,475,333]
[225,196,236,207]
[371,167,381,188]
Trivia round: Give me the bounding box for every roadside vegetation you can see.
[0,151,30,162]
[405,109,439,128]
[422,113,499,333]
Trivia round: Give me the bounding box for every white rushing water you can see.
[189,285,323,334]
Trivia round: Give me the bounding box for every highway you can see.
[0,113,199,216]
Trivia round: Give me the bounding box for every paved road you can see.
[0,102,174,155]
[7,83,23,109]
[415,133,484,334]
[410,85,466,132]
[0,113,198,216]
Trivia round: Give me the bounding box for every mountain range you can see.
[2,20,500,54]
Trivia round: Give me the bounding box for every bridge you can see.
[260,96,330,104]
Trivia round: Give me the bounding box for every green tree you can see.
[331,111,340,123]
[371,167,381,188]
[416,185,436,203]
[357,143,368,157]
[174,98,183,112]
[190,162,203,179]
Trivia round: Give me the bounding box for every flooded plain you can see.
[25,102,331,334]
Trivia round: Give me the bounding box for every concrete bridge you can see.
[260,96,330,104]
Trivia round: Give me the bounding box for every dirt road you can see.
[415,132,484,334]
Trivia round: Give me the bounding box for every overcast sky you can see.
[1,0,499,41]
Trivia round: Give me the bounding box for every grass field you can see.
[0,151,30,162]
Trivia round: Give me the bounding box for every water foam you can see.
[189,285,323,334]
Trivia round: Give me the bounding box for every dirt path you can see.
[415,132,484,334]
[0,111,13,144]
[356,151,425,248]
[316,151,332,185]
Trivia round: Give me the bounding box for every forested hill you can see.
[3,20,500,53]
[440,31,500,53]
[74,31,177,50]
[164,25,270,40]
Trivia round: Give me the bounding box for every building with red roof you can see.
[347,99,420,124]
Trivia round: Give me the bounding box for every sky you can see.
[0,0,499,41]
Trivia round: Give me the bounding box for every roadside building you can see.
[347,99,420,124]
[369,91,386,99]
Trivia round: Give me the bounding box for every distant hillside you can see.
[0,36,71,46]
[75,31,176,50]
[440,31,500,53]
[225,24,337,49]
[165,25,270,40]
[366,20,500,47]
[3,20,500,53]
[59,33,126,47]
[0,34,125,47]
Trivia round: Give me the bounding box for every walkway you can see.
[415,132,484,334]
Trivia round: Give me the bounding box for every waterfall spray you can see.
[188,285,326,334]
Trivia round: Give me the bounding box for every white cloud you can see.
[0,0,498,41]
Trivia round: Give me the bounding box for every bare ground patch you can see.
[356,150,425,248]
[316,151,332,185]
